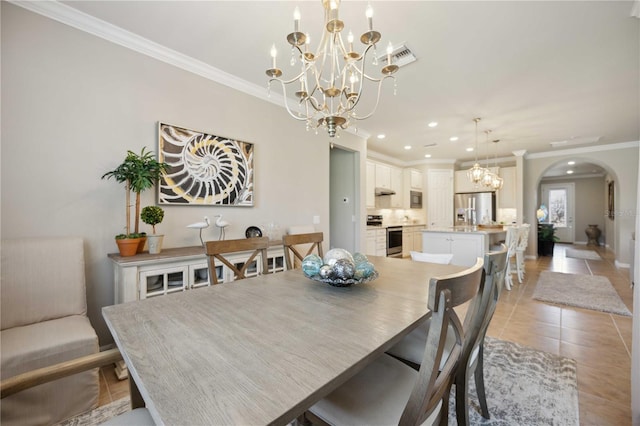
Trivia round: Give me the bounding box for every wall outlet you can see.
[313,215,320,224]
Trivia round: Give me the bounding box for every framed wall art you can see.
[158,123,254,206]
[607,180,614,220]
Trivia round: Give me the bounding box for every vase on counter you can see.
[585,224,601,246]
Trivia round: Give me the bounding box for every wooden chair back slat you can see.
[205,237,270,284]
[282,232,324,270]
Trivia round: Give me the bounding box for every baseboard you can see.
[573,241,587,245]
[615,260,630,269]
[525,255,537,260]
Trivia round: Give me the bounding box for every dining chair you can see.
[282,232,324,270]
[454,244,508,425]
[1,347,155,425]
[410,251,454,264]
[515,224,531,283]
[303,259,485,426]
[204,237,270,284]
[503,226,519,290]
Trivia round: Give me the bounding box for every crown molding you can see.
[458,155,517,168]
[525,141,640,159]
[9,0,371,142]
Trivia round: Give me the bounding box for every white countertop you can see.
[367,223,426,231]
[422,226,507,235]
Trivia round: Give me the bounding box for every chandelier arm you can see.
[268,79,311,122]
[345,75,395,120]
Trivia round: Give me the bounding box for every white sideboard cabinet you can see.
[109,245,286,304]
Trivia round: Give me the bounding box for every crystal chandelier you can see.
[490,140,504,190]
[466,118,485,184]
[481,130,494,187]
[266,0,399,138]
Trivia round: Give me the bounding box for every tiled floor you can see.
[98,243,633,424]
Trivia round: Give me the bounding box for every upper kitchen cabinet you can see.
[497,166,516,209]
[390,167,403,208]
[454,167,498,193]
[374,163,392,189]
[366,161,376,208]
[407,169,422,190]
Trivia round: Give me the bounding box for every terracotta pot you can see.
[116,238,141,257]
[137,236,147,253]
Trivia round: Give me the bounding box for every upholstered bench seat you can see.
[1,238,100,426]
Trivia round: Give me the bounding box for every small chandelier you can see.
[490,139,504,190]
[467,118,485,184]
[481,130,494,187]
[266,0,399,138]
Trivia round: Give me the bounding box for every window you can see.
[548,189,567,228]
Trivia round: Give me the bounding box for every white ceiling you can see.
[44,1,640,170]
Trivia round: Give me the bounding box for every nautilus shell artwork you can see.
[158,123,253,206]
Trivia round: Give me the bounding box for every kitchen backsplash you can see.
[366,208,426,225]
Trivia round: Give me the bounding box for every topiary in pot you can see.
[141,205,165,254]
[102,147,168,256]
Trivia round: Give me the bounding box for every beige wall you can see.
[1,3,365,344]
[524,147,639,265]
[539,176,607,244]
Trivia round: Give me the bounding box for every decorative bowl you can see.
[308,270,379,287]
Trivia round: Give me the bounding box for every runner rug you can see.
[533,271,631,316]
[58,338,579,426]
[565,248,602,260]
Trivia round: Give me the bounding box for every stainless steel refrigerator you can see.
[454,192,496,226]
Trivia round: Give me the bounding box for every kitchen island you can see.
[421,226,507,266]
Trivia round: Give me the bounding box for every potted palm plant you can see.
[102,147,168,256]
[141,205,165,254]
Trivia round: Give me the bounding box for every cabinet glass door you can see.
[139,266,187,299]
[189,263,210,289]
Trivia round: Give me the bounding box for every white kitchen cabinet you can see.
[375,163,392,189]
[427,169,454,227]
[421,230,505,266]
[409,169,423,190]
[110,245,286,304]
[390,166,404,208]
[454,167,499,193]
[497,166,516,209]
[402,225,425,257]
[366,161,376,208]
[365,229,386,256]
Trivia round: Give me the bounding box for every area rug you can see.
[56,397,130,426]
[59,338,578,426]
[565,248,602,260]
[448,337,579,425]
[533,271,631,316]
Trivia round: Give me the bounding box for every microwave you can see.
[410,190,422,209]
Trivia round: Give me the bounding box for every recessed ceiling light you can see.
[567,161,575,165]
[449,136,458,142]
[424,154,432,158]
[428,121,438,128]
[466,147,474,152]
[404,145,412,150]
[566,170,574,174]
[377,134,386,139]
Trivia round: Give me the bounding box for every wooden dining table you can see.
[102,255,465,425]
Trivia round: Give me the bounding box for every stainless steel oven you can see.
[386,226,403,257]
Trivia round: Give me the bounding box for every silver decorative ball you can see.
[318,264,334,279]
[324,248,355,266]
[332,258,355,280]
